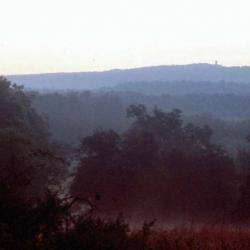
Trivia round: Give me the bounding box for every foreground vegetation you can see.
[3,193,250,250]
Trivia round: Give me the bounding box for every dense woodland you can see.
[3,76,250,249]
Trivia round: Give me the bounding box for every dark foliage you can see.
[71,105,238,222]
[2,78,250,248]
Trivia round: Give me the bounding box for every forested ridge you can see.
[3,76,250,249]
[7,64,250,90]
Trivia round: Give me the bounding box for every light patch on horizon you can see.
[0,0,250,74]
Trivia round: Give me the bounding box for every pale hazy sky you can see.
[1,0,250,74]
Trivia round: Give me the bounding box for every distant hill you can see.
[111,81,250,95]
[5,63,250,91]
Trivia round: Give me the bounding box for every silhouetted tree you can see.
[0,77,65,200]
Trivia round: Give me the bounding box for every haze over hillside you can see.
[6,63,250,91]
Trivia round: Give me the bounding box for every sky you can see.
[1,0,250,74]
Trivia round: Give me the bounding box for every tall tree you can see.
[0,77,64,199]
